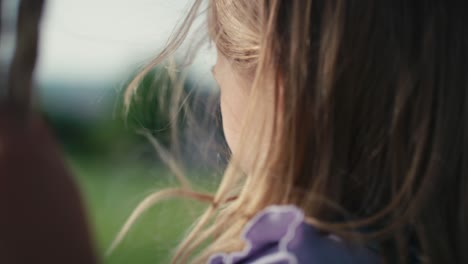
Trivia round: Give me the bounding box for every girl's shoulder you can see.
[209,205,380,264]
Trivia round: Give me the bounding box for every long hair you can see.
[112,1,468,263]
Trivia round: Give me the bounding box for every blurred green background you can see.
[35,1,222,262]
[39,69,224,263]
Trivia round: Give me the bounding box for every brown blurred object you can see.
[0,0,98,263]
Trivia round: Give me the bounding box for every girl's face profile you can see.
[212,51,277,171]
[212,52,249,156]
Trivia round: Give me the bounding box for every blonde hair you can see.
[111,1,468,263]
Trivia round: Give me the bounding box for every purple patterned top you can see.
[209,205,380,264]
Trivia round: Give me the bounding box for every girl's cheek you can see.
[214,54,248,153]
[219,89,243,154]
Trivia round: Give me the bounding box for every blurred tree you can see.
[43,66,189,159]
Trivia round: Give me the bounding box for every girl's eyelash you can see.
[211,66,221,90]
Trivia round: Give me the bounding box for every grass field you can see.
[68,156,217,263]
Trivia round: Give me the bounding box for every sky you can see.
[36,0,216,87]
[10,0,217,120]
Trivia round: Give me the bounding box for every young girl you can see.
[114,0,468,263]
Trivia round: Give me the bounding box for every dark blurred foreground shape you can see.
[0,0,98,263]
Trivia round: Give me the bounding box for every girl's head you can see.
[207,0,467,262]
[122,0,468,263]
